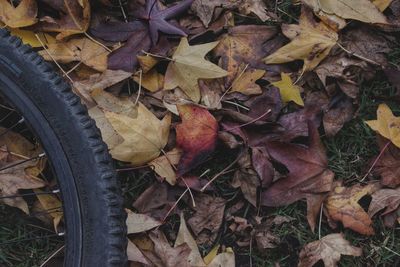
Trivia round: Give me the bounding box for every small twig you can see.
[66,62,82,75]
[162,188,189,223]
[383,246,400,257]
[318,203,324,240]
[118,0,128,22]
[360,140,391,182]
[142,51,173,61]
[200,152,242,192]
[336,42,380,66]
[181,177,195,207]
[224,109,271,132]
[40,245,65,267]
[218,64,249,105]
[35,34,73,83]
[84,32,112,52]
[222,100,250,111]
[133,70,142,106]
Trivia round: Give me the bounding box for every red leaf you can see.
[176,105,218,175]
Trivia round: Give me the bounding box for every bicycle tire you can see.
[0,29,127,266]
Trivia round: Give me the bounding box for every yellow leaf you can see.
[105,103,171,165]
[164,38,228,102]
[231,69,265,95]
[8,28,55,48]
[0,0,37,28]
[149,148,182,185]
[39,37,109,72]
[366,104,400,149]
[203,245,220,265]
[133,69,164,93]
[34,189,63,232]
[264,8,338,72]
[373,0,393,11]
[137,55,159,73]
[271,73,304,106]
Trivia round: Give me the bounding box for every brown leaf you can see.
[188,194,226,236]
[37,0,90,39]
[214,25,277,85]
[238,0,273,22]
[298,233,362,267]
[126,209,162,234]
[176,105,218,175]
[251,146,274,188]
[325,183,379,235]
[149,148,182,185]
[0,0,37,28]
[231,69,265,95]
[145,230,192,267]
[372,136,400,188]
[39,37,109,72]
[261,122,334,206]
[127,239,149,264]
[323,96,354,137]
[191,0,238,27]
[368,187,400,218]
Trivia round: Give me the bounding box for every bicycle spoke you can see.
[0,233,63,246]
[0,117,24,138]
[0,152,46,172]
[0,189,59,200]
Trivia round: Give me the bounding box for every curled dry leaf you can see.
[298,233,362,267]
[126,209,162,234]
[368,187,400,219]
[39,37,109,72]
[176,105,218,175]
[164,38,228,102]
[105,103,171,165]
[0,0,37,28]
[325,183,379,235]
[366,103,400,149]
[271,73,304,106]
[264,7,338,72]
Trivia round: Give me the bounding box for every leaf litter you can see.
[2,0,400,265]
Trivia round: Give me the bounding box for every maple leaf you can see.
[261,123,333,205]
[133,69,164,93]
[0,0,37,28]
[303,0,388,24]
[164,38,228,102]
[366,103,400,149]
[372,136,400,188]
[39,37,109,72]
[271,73,304,106]
[37,0,90,40]
[368,187,400,219]
[133,0,194,44]
[325,182,379,235]
[149,148,182,185]
[105,103,171,165]
[264,7,338,72]
[298,233,362,267]
[176,105,218,175]
[261,122,334,231]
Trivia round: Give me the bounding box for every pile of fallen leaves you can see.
[1,0,400,266]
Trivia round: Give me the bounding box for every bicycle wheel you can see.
[0,29,127,266]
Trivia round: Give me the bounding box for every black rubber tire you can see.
[0,29,127,266]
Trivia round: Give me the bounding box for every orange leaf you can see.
[176,105,218,175]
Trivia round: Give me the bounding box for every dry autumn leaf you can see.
[325,182,379,235]
[176,104,218,175]
[34,189,63,231]
[164,38,228,102]
[372,136,400,188]
[39,37,109,72]
[105,103,171,165]
[298,233,362,267]
[303,0,388,24]
[0,0,37,28]
[149,148,182,185]
[231,69,265,95]
[366,103,400,149]
[368,187,400,218]
[264,7,338,72]
[271,73,304,106]
[126,209,161,234]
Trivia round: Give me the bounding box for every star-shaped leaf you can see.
[164,38,228,102]
[298,233,362,267]
[0,0,37,28]
[271,73,304,106]
[264,7,338,71]
[104,102,171,165]
[366,103,400,149]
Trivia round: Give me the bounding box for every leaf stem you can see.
[360,140,391,182]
